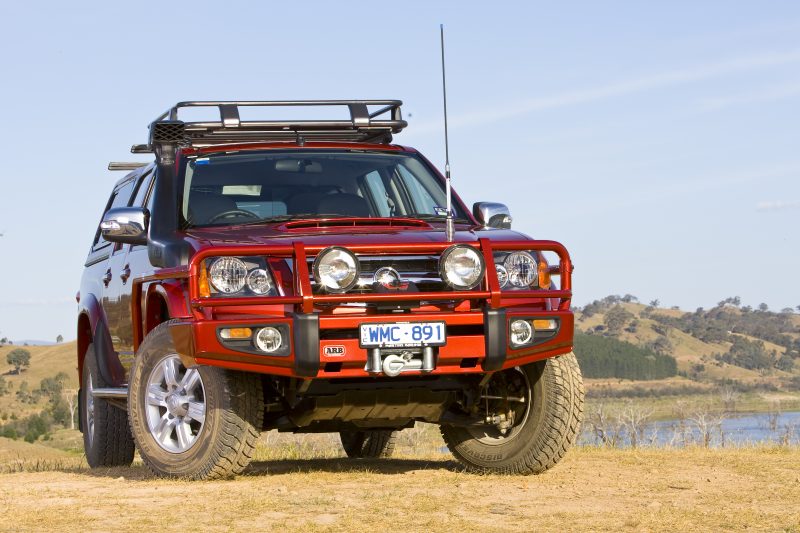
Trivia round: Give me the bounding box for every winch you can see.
[365,347,436,376]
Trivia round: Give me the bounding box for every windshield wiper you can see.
[233,213,351,226]
[403,213,471,223]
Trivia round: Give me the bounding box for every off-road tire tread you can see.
[129,321,264,480]
[340,430,397,458]
[82,344,135,468]
[441,352,584,475]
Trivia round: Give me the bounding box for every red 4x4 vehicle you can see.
[77,100,583,479]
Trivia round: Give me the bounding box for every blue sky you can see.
[0,1,798,341]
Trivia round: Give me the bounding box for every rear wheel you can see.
[80,344,135,468]
[339,430,397,458]
[441,353,584,474]
[128,321,264,479]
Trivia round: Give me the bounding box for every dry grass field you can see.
[0,433,798,532]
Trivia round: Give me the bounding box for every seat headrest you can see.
[317,193,370,217]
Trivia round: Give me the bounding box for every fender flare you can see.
[78,293,126,387]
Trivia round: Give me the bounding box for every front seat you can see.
[317,193,370,217]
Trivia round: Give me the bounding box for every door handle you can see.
[102,269,112,287]
[120,265,131,284]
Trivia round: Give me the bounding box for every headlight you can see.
[209,257,248,294]
[205,257,277,296]
[313,246,360,293]
[504,251,537,288]
[439,244,485,290]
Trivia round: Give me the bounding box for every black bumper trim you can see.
[482,307,507,371]
[293,313,320,377]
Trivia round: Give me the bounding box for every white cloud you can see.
[414,49,800,133]
[756,200,800,211]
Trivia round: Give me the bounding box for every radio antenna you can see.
[440,24,455,242]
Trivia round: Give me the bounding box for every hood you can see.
[183,220,532,249]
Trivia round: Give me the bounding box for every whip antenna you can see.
[440,24,455,242]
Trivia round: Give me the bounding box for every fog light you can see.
[220,327,253,339]
[510,320,533,346]
[532,319,558,331]
[255,327,282,352]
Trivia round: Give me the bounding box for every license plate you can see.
[360,322,446,348]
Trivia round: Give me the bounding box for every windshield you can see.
[179,150,470,227]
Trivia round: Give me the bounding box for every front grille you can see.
[307,254,448,295]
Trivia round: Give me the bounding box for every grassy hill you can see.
[575,297,800,397]
[0,342,77,421]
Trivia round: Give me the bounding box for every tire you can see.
[128,321,264,480]
[80,343,135,468]
[441,352,584,474]
[339,430,397,458]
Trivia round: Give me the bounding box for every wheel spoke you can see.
[187,401,206,423]
[146,385,168,407]
[162,358,179,388]
[176,421,192,449]
[181,368,201,393]
[154,414,175,443]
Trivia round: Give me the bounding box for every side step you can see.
[92,387,128,399]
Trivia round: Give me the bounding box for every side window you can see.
[362,171,392,217]
[396,165,440,215]
[91,179,137,251]
[132,170,154,208]
[130,171,154,249]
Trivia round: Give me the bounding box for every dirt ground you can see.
[0,446,798,532]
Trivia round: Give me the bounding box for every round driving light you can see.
[255,327,282,353]
[313,247,360,293]
[504,251,537,288]
[439,245,485,290]
[246,268,273,295]
[510,320,533,346]
[495,264,509,288]
[209,257,247,294]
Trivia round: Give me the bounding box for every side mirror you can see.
[473,202,512,229]
[100,207,149,245]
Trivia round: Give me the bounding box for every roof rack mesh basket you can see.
[132,100,407,153]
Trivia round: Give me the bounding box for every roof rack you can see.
[108,162,150,171]
[132,100,407,153]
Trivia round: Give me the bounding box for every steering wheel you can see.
[207,209,260,224]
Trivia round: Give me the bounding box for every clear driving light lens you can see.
[246,268,274,295]
[504,251,537,288]
[510,319,533,346]
[255,327,282,353]
[209,257,248,294]
[313,247,360,293]
[495,264,509,288]
[440,245,485,290]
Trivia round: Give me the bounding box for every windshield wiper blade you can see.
[404,213,470,223]
[234,213,351,226]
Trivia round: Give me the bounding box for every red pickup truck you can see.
[77,100,583,479]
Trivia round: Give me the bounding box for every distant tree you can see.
[39,373,68,400]
[780,308,794,315]
[648,336,673,356]
[56,334,63,344]
[758,303,769,312]
[649,299,660,308]
[621,294,638,303]
[776,354,794,372]
[62,389,78,430]
[6,348,31,374]
[604,306,634,335]
[0,337,7,345]
[741,305,752,313]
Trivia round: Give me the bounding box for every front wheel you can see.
[128,321,264,480]
[441,353,584,474]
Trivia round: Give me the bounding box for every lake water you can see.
[578,410,800,448]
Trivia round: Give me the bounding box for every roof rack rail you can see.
[108,162,150,171]
[132,100,407,153]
